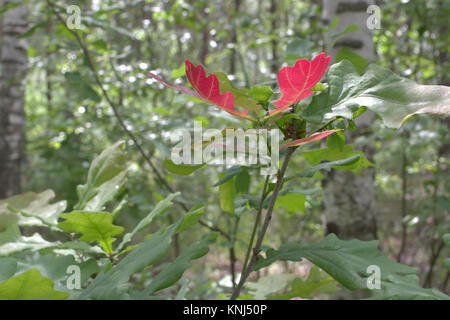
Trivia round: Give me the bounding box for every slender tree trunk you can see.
[322,0,376,59]
[322,0,377,299]
[270,0,278,75]
[253,0,262,82]
[199,24,210,65]
[229,0,241,75]
[321,0,377,240]
[0,0,29,198]
[197,3,210,65]
[46,13,53,122]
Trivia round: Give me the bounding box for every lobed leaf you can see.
[322,60,450,128]
[270,267,338,300]
[78,222,180,299]
[0,190,66,228]
[116,193,179,253]
[135,233,217,298]
[302,145,372,175]
[58,211,124,255]
[163,160,205,176]
[285,154,361,181]
[75,141,129,212]
[270,53,331,117]
[254,234,449,300]
[0,268,69,300]
[0,219,60,257]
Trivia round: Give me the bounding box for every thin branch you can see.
[242,175,270,273]
[424,241,444,287]
[231,147,295,299]
[229,215,240,289]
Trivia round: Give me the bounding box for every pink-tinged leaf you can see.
[280,130,341,149]
[147,62,255,121]
[185,60,255,121]
[148,71,202,99]
[270,53,331,117]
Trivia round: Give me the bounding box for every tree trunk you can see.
[321,0,377,240]
[322,0,376,60]
[270,0,278,75]
[0,0,29,198]
[322,0,377,298]
[229,0,241,75]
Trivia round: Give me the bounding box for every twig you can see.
[231,147,295,299]
[229,215,240,289]
[424,240,444,287]
[241,175,270,273]
[46,0,230,240]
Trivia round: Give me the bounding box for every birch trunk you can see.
[322,0,378,299]
[321,0,377,241]
[0,0,29,198]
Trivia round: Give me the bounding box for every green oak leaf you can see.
[213,166,243,186]
[0,218,60,257]
[335,48,368,75]
[163,160,205,176]
[11,253,99,292]
[246,274,296,300]
[116,193,179,253]
[78,221,181,299]
[323,60,450,128]
[302,145,372,175]
[249,86,274,105]
[176,204,204,234]
[58,211,124,255]
[75,141,129,212]
[254,234,449,300]
[219,174,236,215]
[285,155,361,181]
[312,82,326,92]
[275,193,306,213]
[135,233,217,297]
[301,92,330,124]
[0,258,17,283]
[270,267,338,299]
[0,190,66,228]
[326,131,346,151]
[368,274,450,300]
[235,167,251,194]
[0,268,69,300]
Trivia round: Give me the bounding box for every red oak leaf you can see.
[270,52,331,117]
[279,130,341,149]
[185,60,254,120]
[148,61,255,121]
